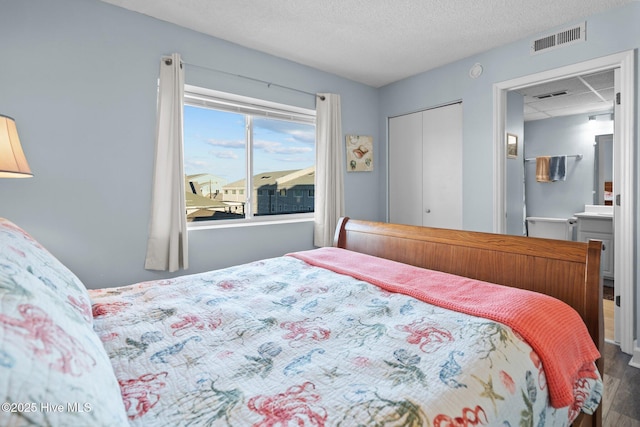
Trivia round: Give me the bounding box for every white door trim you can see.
[492,50,635,356]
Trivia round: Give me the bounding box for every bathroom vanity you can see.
[575,205,614,279]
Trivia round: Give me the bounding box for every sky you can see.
[184,105,315,184]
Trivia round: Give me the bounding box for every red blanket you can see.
[288,247,600,409]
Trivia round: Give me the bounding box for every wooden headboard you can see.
[333,217,603,426]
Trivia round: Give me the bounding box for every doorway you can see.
[507,71,615,236]
[493,50,635,357]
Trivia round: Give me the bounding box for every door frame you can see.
[492,50,636,356]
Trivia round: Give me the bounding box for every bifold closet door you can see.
[388,103,462,229]
[388,110,423,226]
[422,103,462,229]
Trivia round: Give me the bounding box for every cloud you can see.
[254,140,313,155]
[285,129,316,145]
[184,158,216,176]
[215,150,239,160]
[253,119,315,145]
[206,138,245,148]
[279,156,316,163]
[186,159,210,167]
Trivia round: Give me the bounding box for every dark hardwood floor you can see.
[602,342,640,426]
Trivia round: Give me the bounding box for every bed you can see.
[0,216,603,427]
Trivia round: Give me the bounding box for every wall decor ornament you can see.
[346,135,373,172]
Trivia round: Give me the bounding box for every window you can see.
[183,86,316,224]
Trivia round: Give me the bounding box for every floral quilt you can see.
[90,252,602,427]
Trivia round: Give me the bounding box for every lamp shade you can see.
[0,114,32,178]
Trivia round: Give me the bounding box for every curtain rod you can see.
[166,58,325,101]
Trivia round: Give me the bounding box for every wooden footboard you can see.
[333,217,603,427]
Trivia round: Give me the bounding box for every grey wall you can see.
[0,0,380,288]
[506,92,525,236]
[523,112,614,219]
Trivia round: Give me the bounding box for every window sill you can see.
[187,214,314,231]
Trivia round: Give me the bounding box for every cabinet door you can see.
[580,231,613,279]
[422,103,463,229]
[389,111,423,226]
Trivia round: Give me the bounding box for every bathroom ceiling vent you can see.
[534,90,569,100]
[530,22,586,55]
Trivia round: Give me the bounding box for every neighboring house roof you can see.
[187,173,226,184]
[186,173,207,180]
[225,167,315,189]
[185,192,228,209]
[277,166,315,186]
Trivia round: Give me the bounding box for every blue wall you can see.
[523,112,614,219]
[377,2,639,347]
[378,3,639,233]
[0,0,380,288]
[1,0,639,349]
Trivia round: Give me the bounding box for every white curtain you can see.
[144,53,188,271]
[314,93,345,247]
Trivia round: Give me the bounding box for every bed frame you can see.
[333,217,603,427]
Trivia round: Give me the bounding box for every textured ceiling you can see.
[98,0,631,87]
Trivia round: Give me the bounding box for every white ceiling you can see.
[98,0,631,88]
[516,69,615,121]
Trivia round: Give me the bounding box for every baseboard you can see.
[629,339,640,369]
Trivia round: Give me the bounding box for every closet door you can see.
[388,103,462,229]
[422,103,462,229]
[388,111,423,226]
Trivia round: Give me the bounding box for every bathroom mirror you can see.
[594,134,613,205]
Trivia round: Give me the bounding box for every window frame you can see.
[184,85,316,229]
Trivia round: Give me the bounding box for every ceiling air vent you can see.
[535,91,568,100]
[530,22,586,55]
